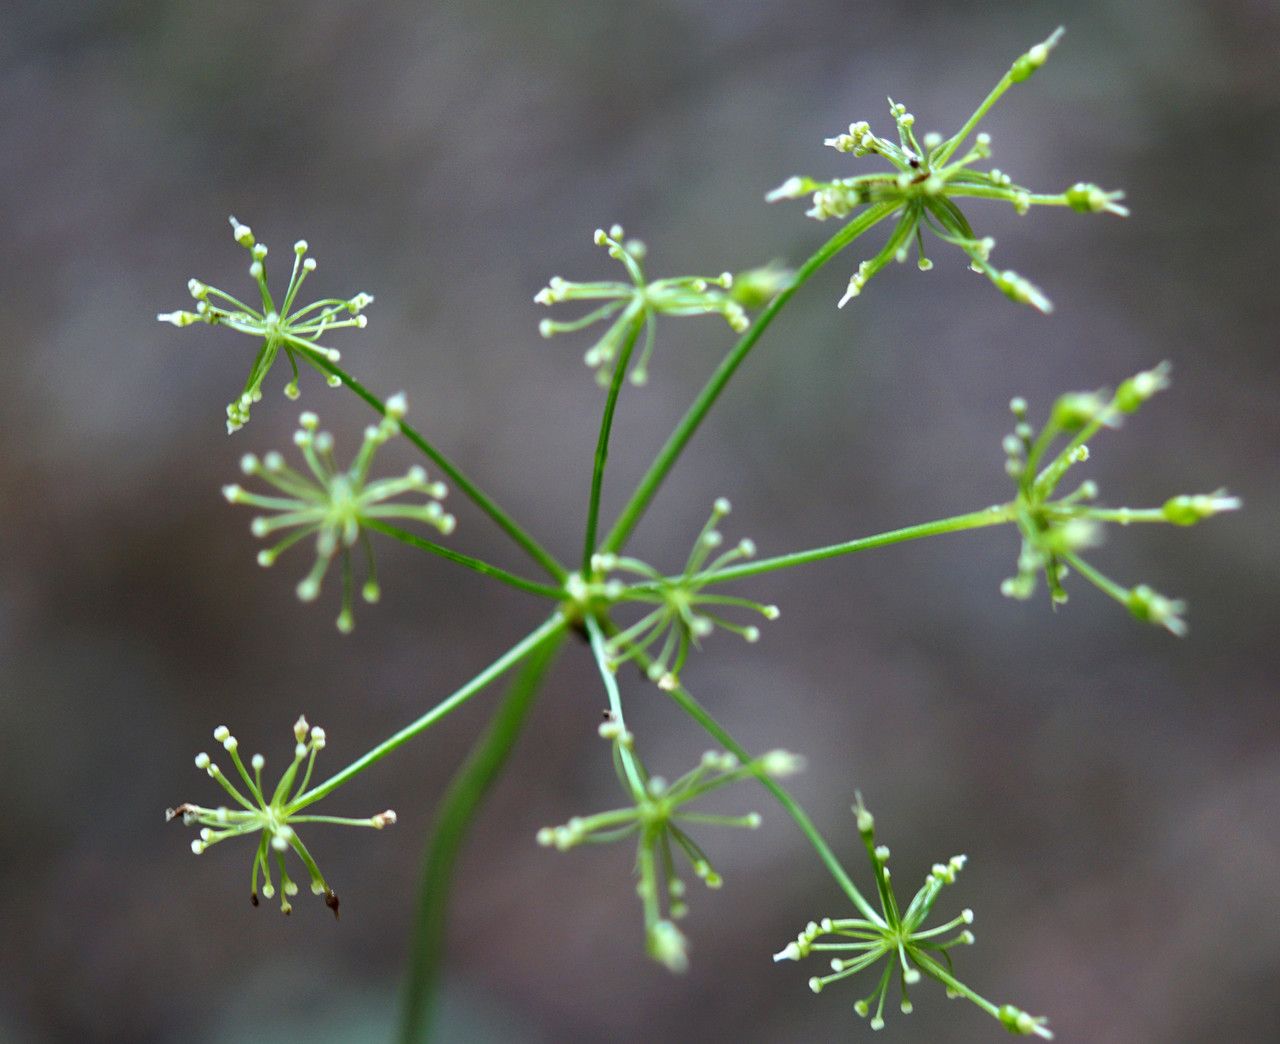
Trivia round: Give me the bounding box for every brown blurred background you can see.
[2,1,1277,1041]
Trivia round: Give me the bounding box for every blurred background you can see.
[2,1,1277,1041]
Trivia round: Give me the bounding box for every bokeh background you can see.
[2,1,1277,1041]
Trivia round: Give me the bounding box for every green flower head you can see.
[768,29,1126,311]
[1001,363,1240,634]
[537,225,780,387]
[168,717,396,916]
[158,217,374,432]
[539,727,804,973]
[595,497,779,691]
[222,397,455,633]
[775,796,1051,1037]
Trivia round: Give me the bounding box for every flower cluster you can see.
[168,717,396,916]
[539,726,803,972]
[774,796,1051,1037]
[596,497,779,690]
[536,225,778,386]
[767,29,1126,310]
[158,216,374,432]
[223,397,454,632]
[1001,363,1239,634]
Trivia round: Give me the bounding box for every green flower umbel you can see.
[539,727,804,972]
[168,717,396,917]
[596,497,779,691]
[768,29,1126,311]
[535,225,757,387]
[1001,362,1240,634]
[223,396,455,632]
[774,796,1051,1038]
[158,217,374,432]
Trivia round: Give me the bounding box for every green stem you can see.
[583,314,644,573]
[1051,506,1166,525]
[1062,551,1129,604]
[669,680,882,924]
[584,614,646,797]
[399,627,566,1044]
[363,518,566,600]
[909,949,1000,1020]
[304,352,568,582]
[698,504,1017,585]
[601,201,900,555]
[943,186,1072,207]
[292,614,568,808]
[610,636,882,926]
[932,73,1016,168]
[396,624,563,1038]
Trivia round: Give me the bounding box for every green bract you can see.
[168,717,396,916]
[1001,363,1240,634]
[768,28,1126,311]
[158,217,374,432]
[223,399,454,633]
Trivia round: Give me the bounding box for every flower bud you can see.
[1161,491,1241,525]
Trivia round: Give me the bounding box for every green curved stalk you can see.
[363,518,567,600]
[697,504,1017,585]
[610,635,881,925]
[664,677,881,924]
[292,614,567,808]
[601,201,900,555]
[1062,551,1130,603]
[303,350,568,583]
[583,315,644,573]
[399,627,566,1044]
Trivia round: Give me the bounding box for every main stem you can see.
[601,201,900,555]
[305,352,568,583]
[293,614,567,808]
[399,628,566,1044]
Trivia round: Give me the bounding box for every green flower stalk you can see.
[158,216,374,432]
[535,225,756,386]
[538,727,804,972]
[596,497,779,690]
[223,397,455,633]
[767,28,1126,311]
[168,717,397,917]
[774,796,1051,1038]
[1001,362,1240,634]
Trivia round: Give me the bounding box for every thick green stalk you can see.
[583,315,644,573]
[399,628,566,1044]
[601,201,900,555]
[698,504,1016,585]
[303,351,568,582]
[364,518,566,600]
[292,614,567,808]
